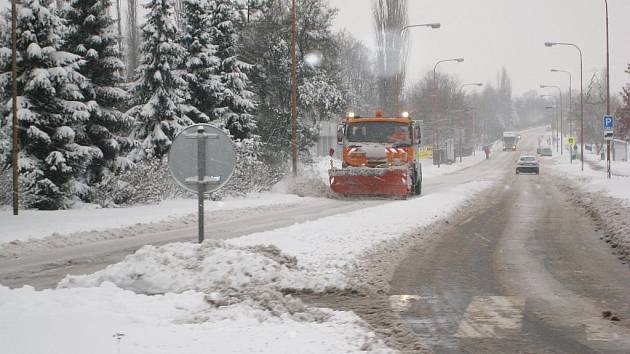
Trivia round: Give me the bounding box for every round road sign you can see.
[167,124,236,194]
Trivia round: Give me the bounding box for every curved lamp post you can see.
[545,41,583,171]
[541,94,559,151]
[432,58,464,167]
[550,69,572,131]
[395,23,441,112]
[540,85,563,155]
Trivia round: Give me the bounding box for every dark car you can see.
[516,155,540,175]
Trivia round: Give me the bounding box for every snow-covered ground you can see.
[1,283,391,354]
[1,154,497,353]
[0,193,305,244]
[1,174,494,353]
[548,151,630,204]
[61,180,493,293]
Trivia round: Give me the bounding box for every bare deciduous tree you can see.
[372,0,408,115]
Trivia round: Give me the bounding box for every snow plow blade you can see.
[328,167,410,197]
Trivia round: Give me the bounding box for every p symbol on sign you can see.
[603,115,614,130]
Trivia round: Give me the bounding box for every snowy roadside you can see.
[0,193,309,257]
[63,180,494,293]
[1,178,494,353]
[0,193,305,244]
[0,153,486,256]
[547,155,630,265]
[548,153,630,204]
[0,283,392,354]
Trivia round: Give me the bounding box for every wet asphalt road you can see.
[389,131,630,353]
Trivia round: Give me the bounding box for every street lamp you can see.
[604,0,610,116]
[550,69,572,134]
[433,58,464,167]
[541,94,559,151]
[604,0,611,178]
[395,23,441,112]
[540,85,563,155]
[545,41,584,171]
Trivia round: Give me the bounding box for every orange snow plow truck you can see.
[329,111,422,198]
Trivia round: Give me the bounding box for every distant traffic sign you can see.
[603,115,614,131]
[603,115,614,141]
[567,136,576,146]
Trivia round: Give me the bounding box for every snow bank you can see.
[548,154,630,204]
[548,155,630,265]
[59,241,302,295]
[0,284,392,354]
[231,180,493,290]
[63,180,493,294]
[0,193,304,245]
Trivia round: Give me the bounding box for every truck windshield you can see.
[346,122,410,144]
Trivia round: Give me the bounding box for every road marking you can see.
[454,296,525,339]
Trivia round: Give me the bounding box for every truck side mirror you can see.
[336,124,345,145]
[413,121,422,145]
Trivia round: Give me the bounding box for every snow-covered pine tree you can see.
[180,0,223,122]
[127,0,206,160]
[210,0,256,140]
[64,0,134,185]
[0,0,99,209]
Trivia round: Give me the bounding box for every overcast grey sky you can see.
[1,0,628,97]
[329,0,630,96]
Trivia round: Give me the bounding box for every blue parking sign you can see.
[603,115,614,130]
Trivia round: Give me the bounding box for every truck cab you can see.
[330,111,422,197]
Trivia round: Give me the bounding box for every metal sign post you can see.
[168,124,236,244]
[567,136,576,164]
[193,126,209,243]
[603,115,614,179]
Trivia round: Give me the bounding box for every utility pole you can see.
[11,0,19,216]
[290,0,298,176]
[605,0,611,179]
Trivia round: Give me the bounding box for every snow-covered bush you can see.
[212,138,284,199]
[90,139,282,207]
[90,159,187,207]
